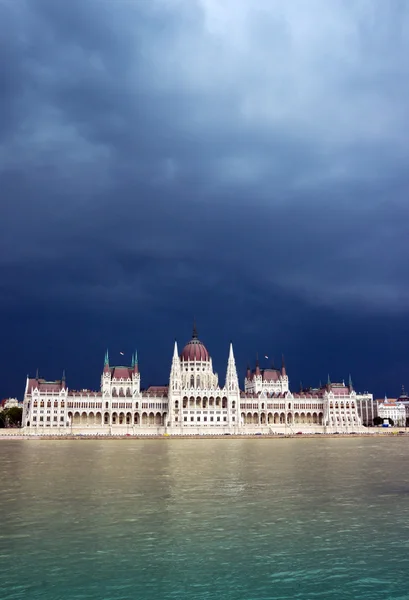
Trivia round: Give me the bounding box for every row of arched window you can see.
[175,396,231,409]
[111,387,133,397]
[33,400,65,408]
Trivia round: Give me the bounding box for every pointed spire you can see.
[192,318,198,339]
[104,349,110,373]
[225,341,239,391]
[348,373,353,390]
[133,349,139,374]
[255,353,261,376]
[281,354,286,377]
[36,368,39,380]
[131,353,135,368]
[170,339,181,388]
[327,373,331,385]
[62,369,66,381]
[246,364,251,379]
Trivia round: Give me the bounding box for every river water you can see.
[1,438,409,599]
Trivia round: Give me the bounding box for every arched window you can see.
[190,375,195,387]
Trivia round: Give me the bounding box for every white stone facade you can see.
[377,398,406,427]
[21,330,365,435]
[355,393,377,426]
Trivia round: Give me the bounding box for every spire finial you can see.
[348,373,353,389]
[62,369,66,381]
[327,373,331,385]
[104,349,109,366]
[192,318,198,339]
[131,353,135,368]
[134,349,138,364]
[256,352,259,367]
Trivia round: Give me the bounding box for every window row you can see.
[32,416,65,422]
[182,416,232,423]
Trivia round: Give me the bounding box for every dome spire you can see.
[181,325,210,362]
[192,318,198,339]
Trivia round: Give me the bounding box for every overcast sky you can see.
[1,0,409,398]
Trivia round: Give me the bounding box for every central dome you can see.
[180,324,210,362]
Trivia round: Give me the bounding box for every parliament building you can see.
[22,326,364,435]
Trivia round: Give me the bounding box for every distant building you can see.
[355,393,377,426]
[377,398,406,427]
[21,326,366,435]
[396,389,409,424]
[0,398,21,411]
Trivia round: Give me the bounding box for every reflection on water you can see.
[1,438,409,599]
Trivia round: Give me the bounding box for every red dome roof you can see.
[180,325,210,362]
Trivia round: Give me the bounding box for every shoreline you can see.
[1,431,408,441]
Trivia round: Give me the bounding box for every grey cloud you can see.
[1,0,409,316]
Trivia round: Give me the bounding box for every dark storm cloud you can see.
[2,0,409,396]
